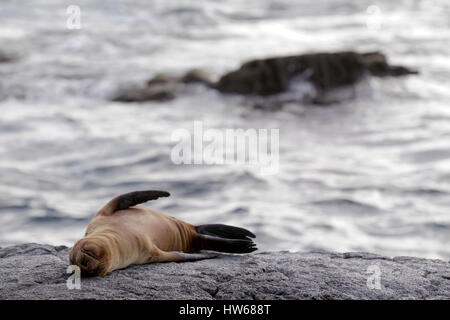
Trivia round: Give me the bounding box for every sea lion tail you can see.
[195,224,257,253]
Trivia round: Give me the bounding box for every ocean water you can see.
[0,0,449,260]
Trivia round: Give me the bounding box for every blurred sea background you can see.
[0,0,449,260]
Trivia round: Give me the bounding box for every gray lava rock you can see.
[0,243,448,300]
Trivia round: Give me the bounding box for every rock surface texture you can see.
[0,243,448,300]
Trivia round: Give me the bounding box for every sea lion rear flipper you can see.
[195,224,257,253]
[97,190,170,216]
[197,234,257,253]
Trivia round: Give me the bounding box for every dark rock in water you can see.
[215,51,417,96]
[0,52,14,63]
[111,69,213,103]
[112,84,176,102]
[112,72,178,102]
[0,243,448,299]
[181,68,214,86]
[111,51,417,105]
[146,73,179,86]
[362,52,418,77]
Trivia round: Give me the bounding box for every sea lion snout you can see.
[69,239,108,276]
[81,241,105,260]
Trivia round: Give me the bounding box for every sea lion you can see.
[69,190,257,276]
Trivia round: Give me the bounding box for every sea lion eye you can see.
[81,257,89,267]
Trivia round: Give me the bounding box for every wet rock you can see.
[215,51,417,96]
[112,84,176,102]
[111,69,213,103]
[181,68,214,86]
[0,243,448,300]
[111,51,416,105]
[0,52,14,63]
[146,73,179,86]
[361,51,418,77]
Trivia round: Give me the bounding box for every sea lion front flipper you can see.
[97,190,170,216]
[156,251,219,263]
[116,190,170,211]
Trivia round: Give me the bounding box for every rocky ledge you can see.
[0,243,448,299]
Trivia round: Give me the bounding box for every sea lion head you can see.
[69,237,110,277]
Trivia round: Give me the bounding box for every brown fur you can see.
[69,196,199,276]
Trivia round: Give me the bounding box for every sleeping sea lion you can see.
[69,190,256,276]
